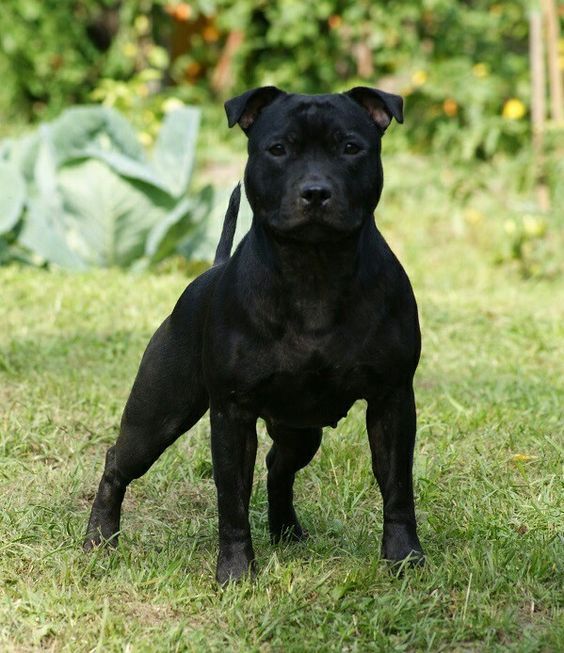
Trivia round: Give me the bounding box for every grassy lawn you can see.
[1,156,562,651]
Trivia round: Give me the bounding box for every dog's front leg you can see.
[366,384,424,566]
[210,403,257,584]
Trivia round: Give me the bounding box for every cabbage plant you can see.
[0,105,214,269]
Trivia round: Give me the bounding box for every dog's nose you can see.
[300,183,332,207]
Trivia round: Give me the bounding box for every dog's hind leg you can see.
[83,316,208,551]
[265,425,322,543]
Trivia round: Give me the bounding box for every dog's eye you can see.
[344,143,361,155]
[268,144,286,156]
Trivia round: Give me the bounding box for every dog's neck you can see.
[250,219,370,284]
[246,217,379,332]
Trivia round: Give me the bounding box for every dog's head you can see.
[225,86,403,243]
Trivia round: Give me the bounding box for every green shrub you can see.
[0,1,537,159]
[214,0,532,159]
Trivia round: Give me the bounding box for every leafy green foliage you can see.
[214,0,533,159]
[0,104,218,269]
[0,1,118,120]
[0,1,541,159]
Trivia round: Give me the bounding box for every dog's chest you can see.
[244,329,372,428]
[257,369,361,428]
[206,249,418,428]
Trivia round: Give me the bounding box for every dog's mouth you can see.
[270,221,348,244]
[266,206,362,243]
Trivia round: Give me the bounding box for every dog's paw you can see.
[216,544,255,585]
[381,522,424,568]
[83,533,119,552]
[83,524,119,552]
[83,535,98,552]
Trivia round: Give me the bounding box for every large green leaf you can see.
[16,130,86,268]
[34,126,58,196]
[1,132,41,183]
[49,105,146,166]
[19,195,87,270]
[145,185,214,264]
[48,106,200,196]
[144,196,195,264]
[0,138,14,160]
[19,156,203,270]
[56,159,178,267]
[0,161,26,234]
[78,148,171,193]
[153,107,200,197]
[20,159,186,269]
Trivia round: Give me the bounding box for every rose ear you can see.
[224,86,285,133]
[345,86,404,133]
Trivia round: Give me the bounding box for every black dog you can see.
[84,86,424,583]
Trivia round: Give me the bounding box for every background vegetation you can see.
[0,1,562,650]
[0,0,536,157]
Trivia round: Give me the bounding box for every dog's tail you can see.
[213,183,241,265]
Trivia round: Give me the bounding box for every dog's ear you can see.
[225,86,285,132]
[345,87,404,133]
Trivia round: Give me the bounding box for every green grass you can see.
[1,155,563,651]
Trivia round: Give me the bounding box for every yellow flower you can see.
[472,63,489,78]
[502,98,526,120]
[443,98,458,117]
[138,132,153,147]
[134,15,150,34]
[411,70,428,87]
[511,453,536,463]
[162,97,184,113]
[523,215,546,238]
[464,208,483,225]
[122,42,138,58]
